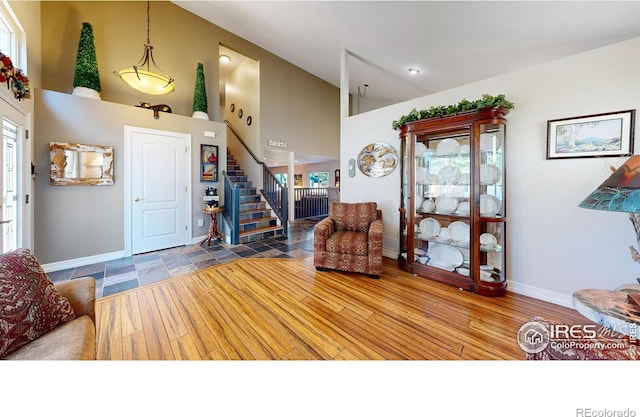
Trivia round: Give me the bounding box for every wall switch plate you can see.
[348,158,356,177]
[198,219,204,227]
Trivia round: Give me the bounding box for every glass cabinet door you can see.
[413,130,472,275]
[478,122,506,285]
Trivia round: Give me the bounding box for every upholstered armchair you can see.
[314,201,383,277]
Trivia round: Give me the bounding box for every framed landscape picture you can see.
[546,109,635,159]
[201,144,218,182]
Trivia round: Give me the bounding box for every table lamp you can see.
[579,155,640,274]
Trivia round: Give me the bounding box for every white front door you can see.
[125,126,191,255]
[0,95,30,253]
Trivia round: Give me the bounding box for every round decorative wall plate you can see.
[357,143,398,177]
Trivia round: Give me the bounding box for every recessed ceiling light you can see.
[219,55,231,64]
[408,68,420,75]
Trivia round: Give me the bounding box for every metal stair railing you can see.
[222,170,241,244]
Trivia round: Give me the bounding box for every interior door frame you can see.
[123,125,192,257]
[0,89,31,252]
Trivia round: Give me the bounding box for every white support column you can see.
[340,48,350,119]
[288,151,295,222]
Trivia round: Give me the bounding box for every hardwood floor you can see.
[95,255,586,360]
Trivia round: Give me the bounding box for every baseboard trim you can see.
[383,247,572,308]
[42,250,127,273]
[382,247,398,260]
[506,280,573,308]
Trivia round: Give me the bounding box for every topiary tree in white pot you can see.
[72,22,101,100]
[192,62,209,120]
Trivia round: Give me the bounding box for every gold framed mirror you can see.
[50,142,114,186]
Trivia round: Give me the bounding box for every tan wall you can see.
[40,1,339,160]
[34,89,227,264]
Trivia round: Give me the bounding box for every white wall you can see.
[341,38,640,307]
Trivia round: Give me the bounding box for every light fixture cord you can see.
[146,0,151,45]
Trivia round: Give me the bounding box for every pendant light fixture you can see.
[114,0,175,95]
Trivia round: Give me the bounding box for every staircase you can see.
[226,150,284,243]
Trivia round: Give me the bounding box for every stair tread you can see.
[239,216,278,225]
[239,224,284,236]
[240,208,270,214]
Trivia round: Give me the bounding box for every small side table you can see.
[200,206,224,246]
[573,288,640,336]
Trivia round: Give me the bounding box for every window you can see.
[309,171,329,188]
[274,173,287,186]
[0,1,25,69]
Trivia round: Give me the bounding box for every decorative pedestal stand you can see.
[200,207,224,246]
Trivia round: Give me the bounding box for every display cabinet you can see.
[398,107,508,296]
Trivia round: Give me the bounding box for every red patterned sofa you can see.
[313,201,383,277]
[0,249,96,360]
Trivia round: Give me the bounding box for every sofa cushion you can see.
[0,248,75,358]
[330,202,377,232]
[326,231,369,256]
[3,316,95,360]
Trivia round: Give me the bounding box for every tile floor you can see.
[48,218,322,298]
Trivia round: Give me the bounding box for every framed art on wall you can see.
[201,144,218,182]
[546,109,635,159]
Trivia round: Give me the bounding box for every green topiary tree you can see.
[72,22,101,99]
[192,62,209,119]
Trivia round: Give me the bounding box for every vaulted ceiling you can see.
[174,1,640,107]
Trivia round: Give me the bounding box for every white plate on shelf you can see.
[415,167,427,183]
[415,195,424,211]
[480,194,501,216]
[419,198,435,213]
[428,243,464,268]
[436,138,460,156]
[480,163,501,185]
[427,259,456,271]
[424,173,441,185]
[458,172,470,185]
[480,133,501,152]
[437,227,450,242]
[480,233,498,247]
[437,165,461,184]
[436,194,459,214]
[415,142,427,157]
[456,201,470,216]
[419,218,441,238]
[458,144,470,156]
[448,221,470,245]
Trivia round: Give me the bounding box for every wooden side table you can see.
[200,206,224,246]
[573,288,640,336]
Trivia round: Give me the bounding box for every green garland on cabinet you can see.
[392,94,514,130]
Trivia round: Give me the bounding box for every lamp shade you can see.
[115,65,175,95]
[579,155,640,213]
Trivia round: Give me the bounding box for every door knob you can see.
[134,197,144,202]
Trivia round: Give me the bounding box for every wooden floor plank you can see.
[137,289,175,360]
[96,256,587,360]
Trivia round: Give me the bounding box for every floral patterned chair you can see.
[314,201,383,277]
